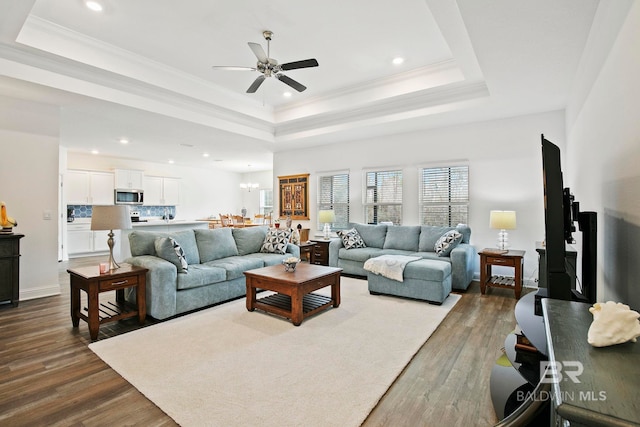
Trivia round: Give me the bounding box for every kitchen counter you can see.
[131,220,208,227]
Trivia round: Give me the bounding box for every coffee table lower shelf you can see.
[254,292,333,322]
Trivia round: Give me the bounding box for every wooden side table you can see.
[68,264,148,341]
[297,241,315,263]
[310,239,330,266]
[479,249,526,299]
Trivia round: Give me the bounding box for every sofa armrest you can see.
[328,238,344,267]
[449,243,477,290]
[125,255,178,320]
[286,243,301,259]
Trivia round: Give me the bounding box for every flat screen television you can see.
[541,134,597,304]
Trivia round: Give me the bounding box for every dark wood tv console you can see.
[542,298,640,426]
[491,294,640,425]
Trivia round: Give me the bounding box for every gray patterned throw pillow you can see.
[154,236,189,272]
[260,228,292,254]
[337,228,367,249]
[434,230,463,256]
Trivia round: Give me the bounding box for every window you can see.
[419,165,469,226]
[364,170,402,225]
[259,189,273,215]
[317,173,349,230]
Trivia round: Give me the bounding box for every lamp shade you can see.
[318,210,336,224]
[91,205,132,231]
[489,210,516,230]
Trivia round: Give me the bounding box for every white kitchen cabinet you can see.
[67,223,116,256]
[66,170,114,205]
[144,176,181,205]
[114,169,144,189]
[67,226,93,255]
[162,177,181,205]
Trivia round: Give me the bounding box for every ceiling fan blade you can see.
[246,75,266,93]
[280,59,319,71]
[276,74,307,92]
[212,66,257,71]
[248,42,268,63]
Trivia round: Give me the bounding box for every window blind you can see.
[364,170,403,225]
[419,165,469,226]
[317,173,349,230]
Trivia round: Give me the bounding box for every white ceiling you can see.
[0,0,599,172]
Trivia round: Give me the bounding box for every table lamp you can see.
[91,205,132,271]
[318,210,336,240]
[490,210,516,250]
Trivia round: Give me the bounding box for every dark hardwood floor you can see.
[0,255,524,426]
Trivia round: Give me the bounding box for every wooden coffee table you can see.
[244,263,342,326]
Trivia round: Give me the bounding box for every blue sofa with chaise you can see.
[329,223,476,303]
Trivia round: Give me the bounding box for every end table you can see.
[479,249,526,299]
[68,264,148,341]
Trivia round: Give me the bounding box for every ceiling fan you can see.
[212,30,319,93]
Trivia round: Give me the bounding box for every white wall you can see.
[239,169,273,219]
[274,110,566,282]
[565,1,640,309]
[0,96,60,300]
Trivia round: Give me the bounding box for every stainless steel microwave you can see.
[114,189,144,205]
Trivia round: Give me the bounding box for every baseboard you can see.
[19,284,61,301]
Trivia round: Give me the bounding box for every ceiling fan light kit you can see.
[212,30,319,94]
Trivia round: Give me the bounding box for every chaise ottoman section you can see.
[367,259,452,305]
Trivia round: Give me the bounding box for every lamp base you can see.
[107,231,120,270]
[323,223,331,240]
[497,229,509,250]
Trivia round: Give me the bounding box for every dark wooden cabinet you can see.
[0,233,24,307]
[311,239,330,266]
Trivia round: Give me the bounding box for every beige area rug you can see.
[89,277,460,427]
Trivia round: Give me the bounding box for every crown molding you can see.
[274,80,489,141]
[0,41,275,141]
[275,60,460,115]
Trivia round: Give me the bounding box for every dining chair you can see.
[254,214,265,224]
[219,213,233,227]
[231,215,245,227]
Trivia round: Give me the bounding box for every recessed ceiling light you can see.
[85,1,103,12]
[392,57,405,65]
[283,92,292,98]
[168,159,175,164]
[119,138,129,144]
[91,149,99,155]
[203,153,210,158]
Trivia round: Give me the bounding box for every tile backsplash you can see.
[67,205,176,219]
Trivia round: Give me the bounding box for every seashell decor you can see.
[587,301,640,347]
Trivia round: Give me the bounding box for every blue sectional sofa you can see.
[124,226,300,320]
[328,223,476,291]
